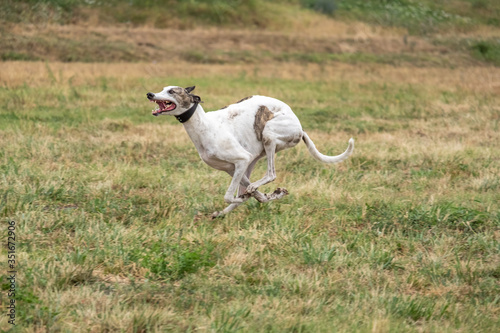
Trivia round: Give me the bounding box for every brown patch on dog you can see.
[254,105,274,141]
[170,87,192,109]
[237,96,253,104]
[170,87,202,109]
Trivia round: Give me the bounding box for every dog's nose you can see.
[147,92,155,100]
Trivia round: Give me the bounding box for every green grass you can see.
[0,62,499,331]
[470,39,500,65]
[334,0,473,34]
[3,0,500,32]
[0,0,283,28]
[331,0,500,34]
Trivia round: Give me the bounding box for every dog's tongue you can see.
[157,101,176,111]
[158,101,168,110]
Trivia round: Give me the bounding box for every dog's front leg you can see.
[224,160,250,204]
[211,162,251,219]
[212,195,251,219]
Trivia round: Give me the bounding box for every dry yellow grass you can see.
[2,61,500,94]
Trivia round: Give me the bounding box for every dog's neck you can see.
[181,104,210,149]
[175,102,198,123]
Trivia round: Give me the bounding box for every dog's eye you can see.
[168,89,174,95]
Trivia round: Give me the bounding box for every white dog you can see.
[147,86,354,217]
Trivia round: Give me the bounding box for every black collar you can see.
[175,103,198,123]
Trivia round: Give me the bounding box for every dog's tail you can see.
[302,132,354,164]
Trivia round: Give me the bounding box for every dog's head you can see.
[147,86,202,117]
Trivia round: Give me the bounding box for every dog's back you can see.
[207,95,303,152]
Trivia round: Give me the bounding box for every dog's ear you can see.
[185,86,202,103]
[185,86,196,93]
[191,94,202,104]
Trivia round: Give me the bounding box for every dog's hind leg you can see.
[246,141,277,194]
[238,155,287,202]
[213,173,288,218]
[214,175,285,219]
[240,175,269,203]
[242,174,288,203]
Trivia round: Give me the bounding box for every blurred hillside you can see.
[1,0,499,65]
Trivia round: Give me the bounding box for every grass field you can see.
[1,1,500,332]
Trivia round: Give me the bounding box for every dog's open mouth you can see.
[151,100,176,116]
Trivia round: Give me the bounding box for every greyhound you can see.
[147,86,354,217]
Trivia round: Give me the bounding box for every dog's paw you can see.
[267,187,289,201]
[245,184,258,194]
[274,187,289,195]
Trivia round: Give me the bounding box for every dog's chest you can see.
[198,148,233,171]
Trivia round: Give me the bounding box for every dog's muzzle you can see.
[147,93,177,116]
